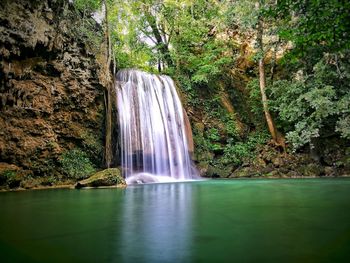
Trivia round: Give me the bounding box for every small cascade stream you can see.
[116,69,199,184]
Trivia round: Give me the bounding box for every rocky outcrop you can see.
[228,144,350,179]
[75,168,126,188]
[0,0,108,182]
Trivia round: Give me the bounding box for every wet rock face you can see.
[0,0,106,177]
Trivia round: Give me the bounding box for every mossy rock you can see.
[75,168,126,189]
[296,164,323,177]
[263,170,280,178]
[196,161,209,176]
[206,165,232,178]
[194,150,214,163]
[0,163,25,189]
[230,167,259,178]
[337,155,350,169]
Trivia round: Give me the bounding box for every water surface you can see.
[1,179,350,262]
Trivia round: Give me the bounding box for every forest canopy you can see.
[75,0,350,161]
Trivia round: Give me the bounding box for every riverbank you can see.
[1,173,349,192]
[0,168,126,192]
[0,184,129,193]
[0,184,74,192]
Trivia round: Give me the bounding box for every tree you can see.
[273,0,350,64]
[226,0,285,149]
[267,0,350,152]
[103,0,113,168]
[142,2,173,71]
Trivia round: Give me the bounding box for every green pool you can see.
[1,179,350,262]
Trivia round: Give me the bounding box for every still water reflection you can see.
[1,179,350,262]
[120,183,193,262]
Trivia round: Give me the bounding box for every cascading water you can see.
[116,69,199,184]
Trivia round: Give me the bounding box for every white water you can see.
[116,69,199,184]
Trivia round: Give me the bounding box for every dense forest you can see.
[0,0,350,189]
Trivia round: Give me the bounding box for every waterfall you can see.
[116,69,199,184]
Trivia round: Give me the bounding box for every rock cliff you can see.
[0,0,109,188]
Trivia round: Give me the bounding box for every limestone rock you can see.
[197,162,209,176]
[0,0,108,178]
[296,164,324,177]
[75,168,126,189]
[207,165,232,178]
[324,166,336,177]
[230,167,259,178]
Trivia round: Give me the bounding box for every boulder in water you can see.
[75,168,126,189]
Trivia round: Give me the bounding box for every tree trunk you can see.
[259,58,278,141]
[145,12,173,68]
[103,0,113,168]
[256,1,285,150]
[104,0,112,71]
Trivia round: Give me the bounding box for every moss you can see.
[59,148,95,180]
[75,168,126,188]
[206,165,232,178]
[263,170,280,177]
[1,170,16,178]
[80,131,104,167]
[0,170,23,189]
[20,178,41,189]
[230,167,256,178]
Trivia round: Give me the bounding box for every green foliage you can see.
[193,90,269,167]
[224,0,263,32]
[175,74,200,107]
[107,0,157,71]
[221,131,270,166]
[272,0,350,61]
[31,158,56,176]
[193,126,223,155]
[59,149,95,179]
[193,103,244,163]
[260,1,350,151]
[77,24,103,52]
[105,0,350,164]
[270,52,350,150]
[1,170,16,178]
[80,132,104,166]
[207,128,220,142]
[73,0,101,13]
[205,128,222,151]
[0,170,18,187]
[171,1,234,84]
[70,0,104,53]
[336,92,350,139]
[247,79,264,121]
[111,0,234,79]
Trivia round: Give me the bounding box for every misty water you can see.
[1,179,350,262]
[116,69,198,183]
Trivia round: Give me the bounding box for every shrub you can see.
[59,149,95,179]
[270,53,350,150]
[80,132,104,166]
[221,131,270,166]
[0,170,16,186]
